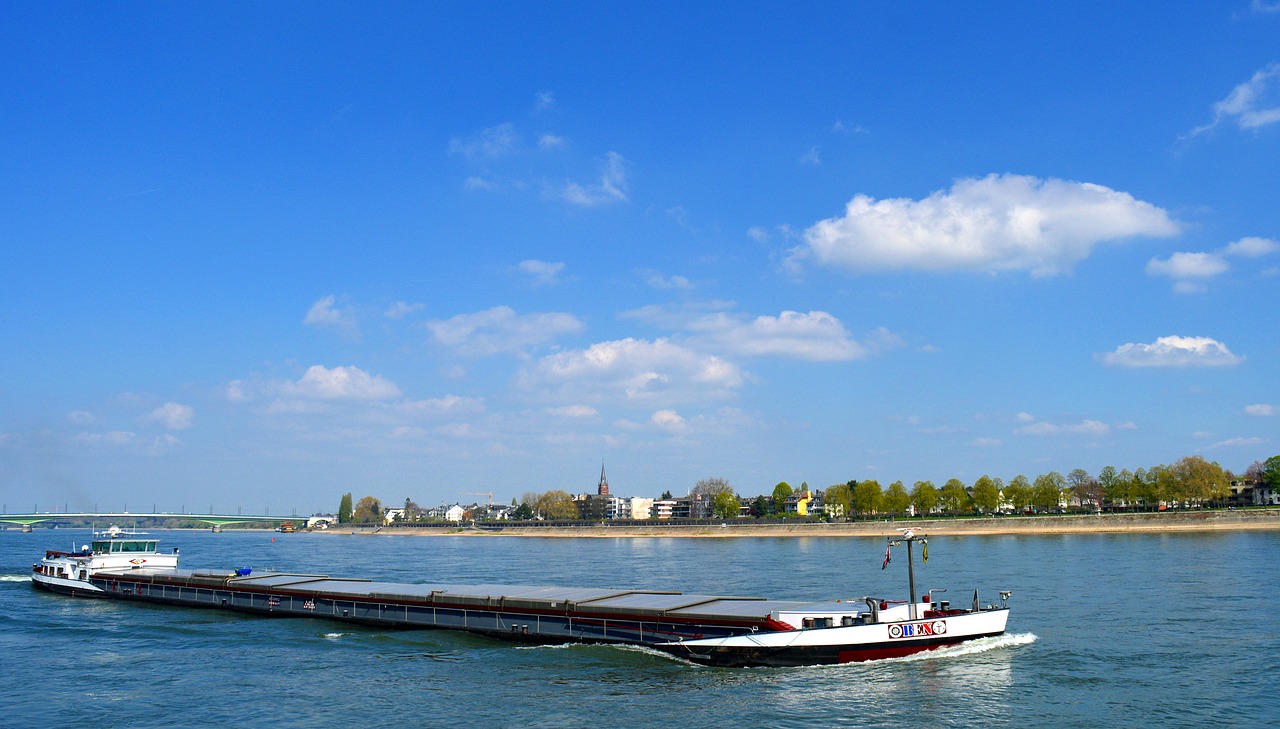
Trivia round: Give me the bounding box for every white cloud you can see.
[449,123,517,160]
[304,295,358,337]
[282,365,401,400]
[650,409,688,431]
[626,304,883,363]
[75,431,137,446]
[385,301,424,320]
[392,395,485,416]
[538,134,566,149]
[66,410,95,426]
[642,271,694,290]
[427,306,583,356]
[1146,236,1277,292]
[1189,63,1280,135]
[971,437,1002,447]
[832,120,869,134]
[800,146,821,165]
[1099,336,1243,368]
[518,259,566,287]
[1145,251,1229,279]
[519,338,745,405]
[1244,403,1277,416]
[1015,419,1111,436]
[795,174,1178,277]
[687,310,869,361]
[148,402,194,430]
[1224,236,1280,257]
[560,151,628,206]
[225,380,250,403]
[547,405,598,418]
[535,90,555,111]
[1016,412,1036,422]
[1210,436,1264,449]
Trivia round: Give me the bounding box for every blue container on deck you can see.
[235,568,252,577]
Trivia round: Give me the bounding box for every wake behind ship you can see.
[32,528,1010,667]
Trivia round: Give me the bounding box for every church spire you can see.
[598,461,610,495]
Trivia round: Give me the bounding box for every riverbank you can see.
[333,508,1280,538]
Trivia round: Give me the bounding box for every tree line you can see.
[334,454,1280,523]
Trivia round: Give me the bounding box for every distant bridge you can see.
[0,512,329,528]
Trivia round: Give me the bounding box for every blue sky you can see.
[2,2,1278,515]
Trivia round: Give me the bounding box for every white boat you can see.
[31,527,179,596]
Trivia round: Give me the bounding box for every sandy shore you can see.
[332,509,1280,538]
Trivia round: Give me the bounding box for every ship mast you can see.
[887,529,926,620]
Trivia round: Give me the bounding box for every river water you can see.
[2,528,1276,727]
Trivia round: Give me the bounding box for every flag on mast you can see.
[881,544,891,570]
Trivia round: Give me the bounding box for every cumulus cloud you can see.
[1146,236,1278,292]
[147,402,194,430]
[1188,63,1280,136]
[794,174,1178,277]
[560,151,628,206]
[535,90,556,111]
[282,365,401,400]
[650,409,688,431]
[687,310,868,361]
[1099,336,1243,368]
[1224,236,1280,257]
[304,295,358,337]
[1145,251,1229,279]
[518,259,566,286]
[1244,403,1276,416]
[624,304,883,362]
[519,338,745,405]
[426,306,583,356]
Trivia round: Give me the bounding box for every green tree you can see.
[1005,475,1032,511]
[971,475,1000,513]
[712,490,741,519]
[823,483,852,519]
[910,480,938,515]
[883,481,911,514]
[772,482,793,515]
[1172,455,1229,505]
[1262,455,1280,490]
[535,490,580,520]
[512,503,534,520]
[1098,466,1119,506]
[940,478,970,513]
[1032,472,1065,511]
[353,495,382,523]
[751,495,769,518]
[337,493,353,524]
[852,479,883,515]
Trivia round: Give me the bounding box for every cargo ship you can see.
[32,527,1010,667]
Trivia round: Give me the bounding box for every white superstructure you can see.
[31,526,179,595]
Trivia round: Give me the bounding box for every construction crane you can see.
[459,491,494,506]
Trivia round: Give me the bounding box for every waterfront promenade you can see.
[338,508,1280,538]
